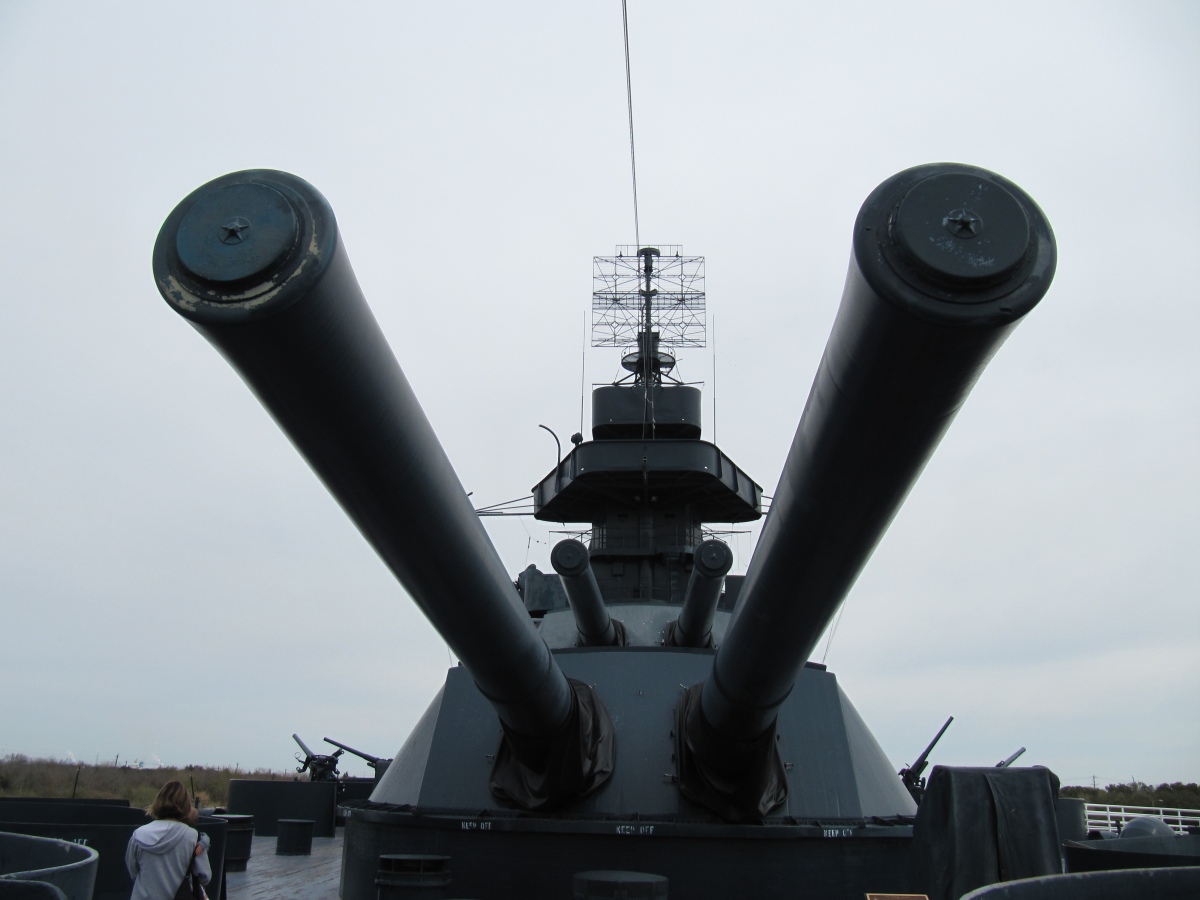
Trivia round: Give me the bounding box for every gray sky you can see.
[1,2,1196,786]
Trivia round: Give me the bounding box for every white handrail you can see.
[1084,802,1200,836]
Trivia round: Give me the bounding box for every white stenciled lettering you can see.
[615,824,655,836]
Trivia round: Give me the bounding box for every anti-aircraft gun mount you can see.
[897,719,1028,805]
[154,162,1057,899]
[899,716,954,804]
[289,734,394,784]
[292,733,342,783]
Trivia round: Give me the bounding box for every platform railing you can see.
[1084,802,1200,835]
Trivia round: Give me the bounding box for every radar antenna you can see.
[592,245,705,386]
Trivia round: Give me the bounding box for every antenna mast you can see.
[606,4,706,431]
[621,0,641,250]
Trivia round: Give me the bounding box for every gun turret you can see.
[899,716,955,802]
[678,163,1057,820]
[155,171,613,809]
[151,159,1065,896]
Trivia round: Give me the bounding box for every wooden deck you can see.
[223,831,343,899]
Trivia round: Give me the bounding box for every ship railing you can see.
[1084,802,1200,835]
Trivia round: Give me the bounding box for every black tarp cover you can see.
[674,683,788,823]
[489,678,615,810]
[913,766,1062,900]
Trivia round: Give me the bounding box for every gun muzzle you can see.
[551,539,620,646]
[670,540,733,648]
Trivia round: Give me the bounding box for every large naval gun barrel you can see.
[550,539,622,647]
[682,163,1056,819]
[153,171,611,805]
[671,540,734,648]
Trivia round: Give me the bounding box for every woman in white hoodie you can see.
[125,780,212,900]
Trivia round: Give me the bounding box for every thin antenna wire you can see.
[712,314,717,445]
[621,0,641,249]
[519,516,534,566]
[580,305,587,436]
[821,603,847,664]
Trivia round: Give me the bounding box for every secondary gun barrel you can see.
[154,170,573,742]
[900,715,954,800]
[292,733,317,760]
[324,738,382,766]
[697,162,1057,746]
[672,540,734,648]
[909,716,954,779]
[996,747,1027,768]
[551,539,618,646]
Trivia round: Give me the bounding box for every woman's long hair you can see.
[146,780,197,824]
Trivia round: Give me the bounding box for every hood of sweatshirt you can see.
[133,819,193,855]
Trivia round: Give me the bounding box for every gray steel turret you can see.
[154,161,1056,899]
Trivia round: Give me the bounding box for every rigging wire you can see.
[821,603,847,665]
[519,517,533,567]
[473,494,536,514]
[621,0,641,250]
[473,495,533,511]
[580,304,587,437]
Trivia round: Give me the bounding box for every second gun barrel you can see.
[700,163,1057,742]
[551,539,618,646]
[673,540,734,648]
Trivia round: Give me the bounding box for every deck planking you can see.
[223,832,343,899]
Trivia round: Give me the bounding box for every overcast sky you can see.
[1,2,1196,787]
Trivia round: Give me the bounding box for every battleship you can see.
[146,160,1074,900]
[4,156,1197,900]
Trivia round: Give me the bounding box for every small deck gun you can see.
[899,716,954,804]
[293,732,343,782]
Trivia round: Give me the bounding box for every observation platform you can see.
[531,439,762,523]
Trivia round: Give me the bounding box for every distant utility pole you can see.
[1092,775,1097,789]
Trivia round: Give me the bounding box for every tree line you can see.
[0,754,294,809]
[1060,781,1200,809]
